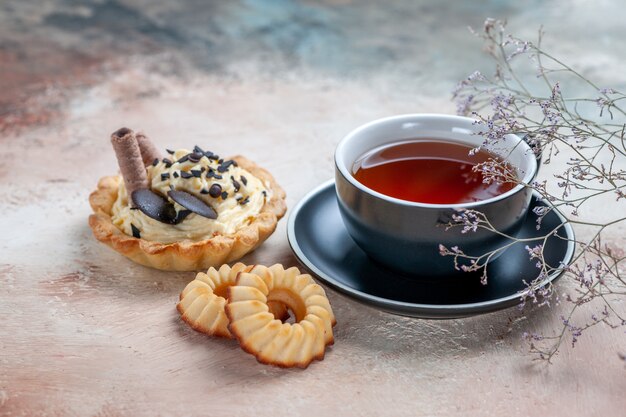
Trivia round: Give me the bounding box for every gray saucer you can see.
[287,180,575,319]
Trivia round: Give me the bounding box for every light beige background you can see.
[1,1,625,416]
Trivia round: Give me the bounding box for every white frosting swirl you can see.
[111,149,269,243]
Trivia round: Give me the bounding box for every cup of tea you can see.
[334,114,538,276]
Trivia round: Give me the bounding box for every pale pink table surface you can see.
[2,72,624,417]
[1,2,625,416]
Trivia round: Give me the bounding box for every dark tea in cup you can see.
[352,140,515,204]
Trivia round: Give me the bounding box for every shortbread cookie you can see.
[177,263,288,338]
[225,264,336,368]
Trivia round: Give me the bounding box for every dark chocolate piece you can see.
[177,155,189,164]
[207,154,219,161]
[180,171,193,179]
[163,158,173,168]
[174,209,192,223]
[218,160,235,173]
[191,169,202,178]
[206,170,223,180]
[221,191,228,200]
[173,172,179,178]
[166,149,175,155]
[239,196,250,205]
[231,176,241,192]
[209,183,222,198]
[188,152,203,163]
[131,189,177,224]
[168,190,218,219]
[131,223,141,238]
[161,173,170,181]
[151,158,159,167]
[200,188,209,195]
[193,145,205,154]
[240,175,248,186]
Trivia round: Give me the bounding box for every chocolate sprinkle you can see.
[166,149,175,155]
[217,160,235,173]
[191,169,202,178]
[188,152,203,163]
[163,158,173,168]
[209,183,222,198]
[207,171,223,180]
[221,191,228,200]
[240,175,248,186]
[173,172,179,178]
[231,176,241,192]
[180,171,193,179]
[168,190,217,219]
[132,189,177,224]
[177,155,189,164]
[151,158,159,166]
[161,173,170,181]
[131,223,141,238]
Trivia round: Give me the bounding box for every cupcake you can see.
[89,128,286,271]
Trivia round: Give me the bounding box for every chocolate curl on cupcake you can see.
[110,127,149,207]
[136,131,162,166]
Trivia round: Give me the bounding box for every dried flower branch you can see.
[449,18,626,362]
